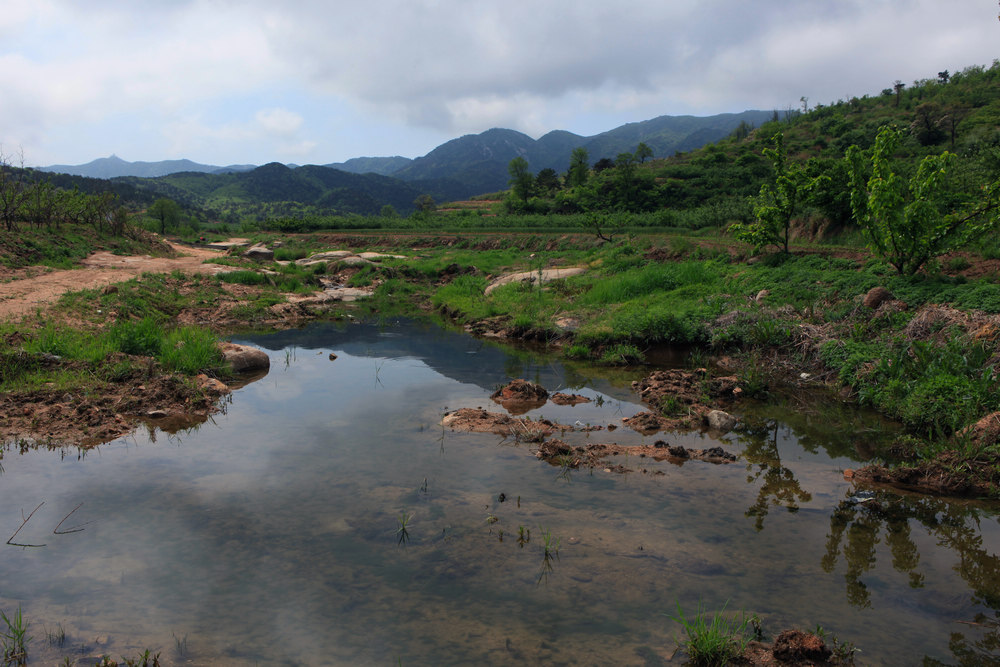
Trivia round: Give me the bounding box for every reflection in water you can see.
[823,491,1000,612]
[1,321,1000,664]
[736,416,813,531]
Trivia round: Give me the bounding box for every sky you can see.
[1,0,997,168]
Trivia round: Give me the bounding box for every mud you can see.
[441,407,572,442]
[0,367,230,449]
[490,378,549,414]
[534,438,737,471]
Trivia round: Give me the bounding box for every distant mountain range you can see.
[40,110,775,203]
[39,154,257,179]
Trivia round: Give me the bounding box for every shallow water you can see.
[3,319,1000,665]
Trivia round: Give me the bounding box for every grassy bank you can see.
[3,227,1000,494]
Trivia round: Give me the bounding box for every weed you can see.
[599,343,644,366]
[121,649,161,667]
[668,600,752,666]
[45,623,66,647]
[172,632,188,658]
[659,395,685,417]
[539,526,560,557]
[1,605,31,666]
[397,511,412,545]
[516,525,531,548]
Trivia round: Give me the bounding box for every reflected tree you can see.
[822,492,1000,615]
[738,416,813,531]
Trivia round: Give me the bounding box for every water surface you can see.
[2,319,999,665]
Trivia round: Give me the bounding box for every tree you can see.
[148,197,181,234]
[0,147,28,231]
[507,156,534,202]
[635,142,654,163]
[893,80,906,107]
[593,157,615,173]
[380,204,399,218]
[566,147,590,188]
[730,132,807,253]
[845,126,1000,275]
[614,152,639,209]
[413,194,436,213]
[937,70,950,84]
[911,103,946,146]
[535,167,561,194]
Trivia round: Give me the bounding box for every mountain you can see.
[41,110,780,203]
[325,156,412,176]
[39,155,256,179]
[116,162,431,216]
[389,110,778,198]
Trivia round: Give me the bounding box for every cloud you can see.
[2,0,998,163]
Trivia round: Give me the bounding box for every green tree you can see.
[635,142,654,163]
[730,132,806,253]
[593,157,615,173]
[893,80,906,107]
[148,197,181,234]
[845,125,1000,275]
[507,156,534,202]
[535,167,561,194]
[413,194,436,213]
[614,152,639,209]
[567,147,590,188]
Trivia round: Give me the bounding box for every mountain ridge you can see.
[40,110,776,196]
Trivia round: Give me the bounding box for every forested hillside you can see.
[497,62,1000,234]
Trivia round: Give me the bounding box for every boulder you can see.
[863,286,893,309]
[243,243,274,262]
[295,250,353,265]
[705,409,737,433]
[196,374,230,396]
[219,342,270,373]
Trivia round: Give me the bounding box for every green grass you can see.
[0,316,226,393]
[1,605,31,666]
[668,600,752,666]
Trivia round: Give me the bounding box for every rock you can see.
[863,286,893,309]
[295,250,353,265]
[772,630,831,663]
[243,243,274,262]
[705,409,737,433]
[195,374,229,395]
[550,392,591,406]
[357,252,406,260]
[338,256,372,266]
[755,289,770,302]
[219,342,271,373]
[329,353,338,361]
[146,409,169,418]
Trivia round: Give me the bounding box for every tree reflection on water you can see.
[737,416,813,531]
[821,490,1000,664]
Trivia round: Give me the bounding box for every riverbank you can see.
[3,230,1000,499]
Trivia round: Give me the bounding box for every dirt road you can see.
[0,243,233,321]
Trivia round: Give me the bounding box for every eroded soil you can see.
[0,242,232,321]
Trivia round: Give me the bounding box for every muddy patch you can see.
[441,408,572,442]
[490,378,549,414]
[535,438,736,472]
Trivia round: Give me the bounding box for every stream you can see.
[2,318,999,665]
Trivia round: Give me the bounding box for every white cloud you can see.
[2,0,998,164]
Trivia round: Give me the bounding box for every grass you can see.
[0,317,226,393]
[668,600,752,666]
[397,511,412,545]
[1,605,31,666]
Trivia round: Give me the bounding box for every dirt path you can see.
[0,243,233,321]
